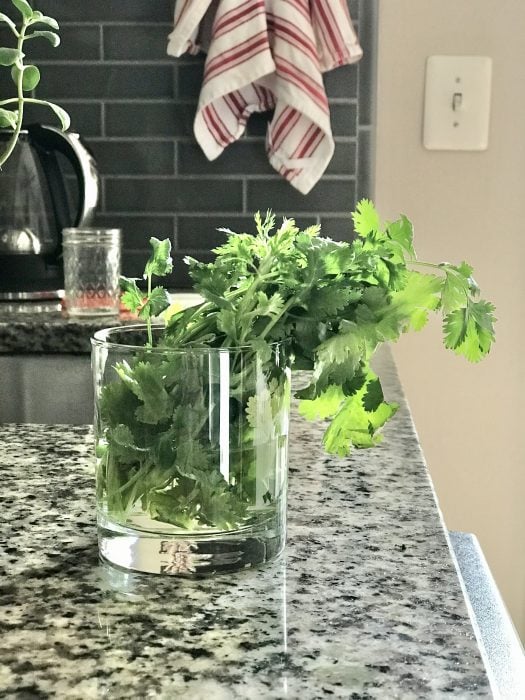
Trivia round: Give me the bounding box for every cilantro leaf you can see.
[378,271,442,336]
[107,424,149,463]
[253,291,284,319]
[138,286,171,320]
[120,276,144,313]
[115,360,171,424]
[444,299,496,362]
[298,384,346,421]
[144,237,173,278]
[321,371,398,456]
[352,199,381,237]
[386,215,416,260]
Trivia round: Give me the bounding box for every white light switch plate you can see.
[423,55,492,150]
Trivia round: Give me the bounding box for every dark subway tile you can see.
[319,216,357,242]
[356,127,373,201]
[94,214,175,249]
[357,0,377,126]
[178,141,274,176]
[103,25,173,61]
[324,64,358,100]
[106,178,243,213]
[28,25,101,61]
[24,102,102,137]
[36,65,174,99]
[177,62,205,100]
[1,25,91,63]
[330,103,357,137]
[105,103,195,138]
[246,111,273,137]
[178,217,237,251]
[326,141,357,176]
[247,179,356,214]
[34,0,173,23]
[178,214,317,251]
[90,140,174,175]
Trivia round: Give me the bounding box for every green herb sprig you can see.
[119,237,173,346]
[0,0,69,168]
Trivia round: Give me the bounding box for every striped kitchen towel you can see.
[168,0,362,194]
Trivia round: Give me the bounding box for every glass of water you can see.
[62,228,121,317]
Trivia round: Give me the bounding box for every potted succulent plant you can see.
[92,202,496,576]
[0,0,69,167]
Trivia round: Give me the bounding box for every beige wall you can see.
[374,0,525,638]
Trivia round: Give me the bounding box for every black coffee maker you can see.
[0,124,99,300]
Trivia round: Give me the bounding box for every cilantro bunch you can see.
[161,200,495,456]
[101,200,494,532]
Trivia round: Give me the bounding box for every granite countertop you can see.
[0,295,201,354]
[0,349,491,698]
[0,309,120,354]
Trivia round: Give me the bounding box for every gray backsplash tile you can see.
[106,178,244,213]
[25,102,103,137]
[319,216,356,242]
[39,65,175,100]
[177,63,206,100]
[178,141,275,176]
[247,179,356,215]
[90,140,175,176]
[105,102,195,138]
[324,64,359,100]
[357,0,378,127]
[18,0,377,288]
[330,103,358,138]
[103,25,174,61]
[34,0,173,23]
[95,214,175,249]
[24,25,101,61]
[327,141,357,175]
[246,111,274,137]
[356,127,374,202]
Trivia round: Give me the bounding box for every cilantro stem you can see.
[146,272,153,347]
[409,261,446,272]
[410,259,473,304]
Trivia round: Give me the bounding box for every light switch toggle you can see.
[423,55,492,150]
[452,92,463,111]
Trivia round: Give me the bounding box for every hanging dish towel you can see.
[167,0,362,194]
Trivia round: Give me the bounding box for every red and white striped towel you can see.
[168,0,362,194]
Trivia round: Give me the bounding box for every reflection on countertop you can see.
[0,348,492,697]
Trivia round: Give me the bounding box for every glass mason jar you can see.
[91,325,291,576]
[63,228,121,317]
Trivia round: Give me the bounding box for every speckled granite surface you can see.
[0,295,202,354]
[0,349,491,698]
[0,310,120,354]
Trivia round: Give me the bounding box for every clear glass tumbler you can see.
[91,325,291,576]
[62,228,121,317]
